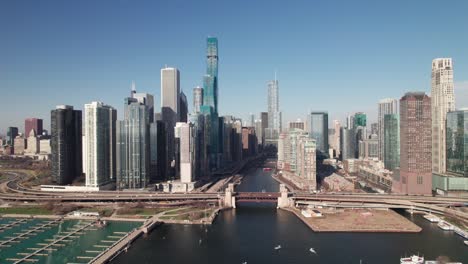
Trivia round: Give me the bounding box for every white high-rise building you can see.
[431,58,455,174]
[193,86,203,113]
[378,98,398,161]
[175,122,195,183]
[267,77,282,144]
[333,120,341,157]
[84,102,116,188]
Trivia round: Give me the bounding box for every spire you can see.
[274,70,277,83]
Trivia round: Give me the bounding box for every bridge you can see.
[0,171,467,222]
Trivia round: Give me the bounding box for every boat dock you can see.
[7,221,95,263]
[0,219,28,232]
[0,218,63,249]
[89,219,161,264]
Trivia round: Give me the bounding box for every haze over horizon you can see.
[2,0,468,133]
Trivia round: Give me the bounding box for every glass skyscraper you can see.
[204,37,218,113]
[308,112,329,156]
[446,110,468,177]
[383,114,399,171]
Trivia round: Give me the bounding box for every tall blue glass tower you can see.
[204,37,218,113]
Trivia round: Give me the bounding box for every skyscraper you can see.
[6,127,18,148]
[116,98,150,189]
[431,58,455,174]
[260,112,268,146]
[308,112,329,156]
[193,86,203,113]
[133,92,154,123]
[51,105,82,185]
[432,109,468,193]
[354,112,367,128]
[161,67,180,170]
[267,77,282,144]
[25,118,43,138]
[383,114,399,171]
[378,98,398,161]
[83,102,116,188]
[204,37,219,113]
[179,91,188,123]
[175,122,196,183]
[397,92,432,195]
[340,127,355,160]
[333,120,341,157]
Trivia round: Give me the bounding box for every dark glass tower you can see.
[51,105,82,185]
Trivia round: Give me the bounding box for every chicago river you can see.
[113,163,468,264]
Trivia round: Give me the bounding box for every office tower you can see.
[51,105,82,185]
[175,122,196,183]
[308,112,329,156]
[254,119,263,148]
[133,92,154,123]
[370,123,378,136]
[204,37,219,113]
[354,112,367,128]
[14,135,26,155]
[25,118,43,138]
[179,91,188,123]
[193,86,203,113]
[267,76,282,143]
[289,119,305,130]
[83,102,116,188]
[116,98,150,189]
[241,127,257,158]
[6,127,18,148]
[398,92,432,195]
[190,113,207,178]
[378,98,399,161]
[340,127,355,160]
[149,121,167,182]
[431,58,455,174]
[25,129,39,154]
[358,135,378,159]
[249,113,255,127]
[432,109,468,193]
[161,67,180,168]
[39,138,51,154]
[384,114,399,171]
[346,115,354,129]
[333,120,341,157]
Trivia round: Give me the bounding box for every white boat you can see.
[437,221,454,231]
[464,240,468,246]
[400,255,424,264]
[274,245,281,250]
[309,248,317,254]
[422,214,440,223]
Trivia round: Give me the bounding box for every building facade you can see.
[378,98,398,161]
[383,114,400,171]
[51,105,82,185]
[25,118,43,138]
[161,67,180,172]
[396,92,432,195]
[308,112,329,156]
[193,86,203,113]
[267,78,282,143]
[83,102,116,188]
[431,58,455,174]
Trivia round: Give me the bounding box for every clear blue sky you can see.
[1,0,468,133]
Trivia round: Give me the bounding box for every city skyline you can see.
[2,0,468,131]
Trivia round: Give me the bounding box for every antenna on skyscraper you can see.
[274,70,277,82]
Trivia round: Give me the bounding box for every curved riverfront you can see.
[113,162,468,264]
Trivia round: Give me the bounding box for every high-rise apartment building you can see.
[25,118,43,138]
[431,58,455,174]
[116,98,150,189]
[83,102,116,188]
[204,37,219,113]
[308,112,329,156]
[378,98,399,161]
[397,92,432,195]
[193,86,203,113]
[175,122,196,183]
[383,114,399,171]
[51,105,82,185]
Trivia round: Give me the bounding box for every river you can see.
[113,161,468,264]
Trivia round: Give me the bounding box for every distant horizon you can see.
[2,0,468,133]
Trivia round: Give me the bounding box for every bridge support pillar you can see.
[277,184,292,209]
[224,183,236,208]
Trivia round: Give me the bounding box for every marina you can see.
[0,218,141,264]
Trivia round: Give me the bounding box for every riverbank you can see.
[283,207,422,233]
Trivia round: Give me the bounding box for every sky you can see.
[1,0,468,133]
